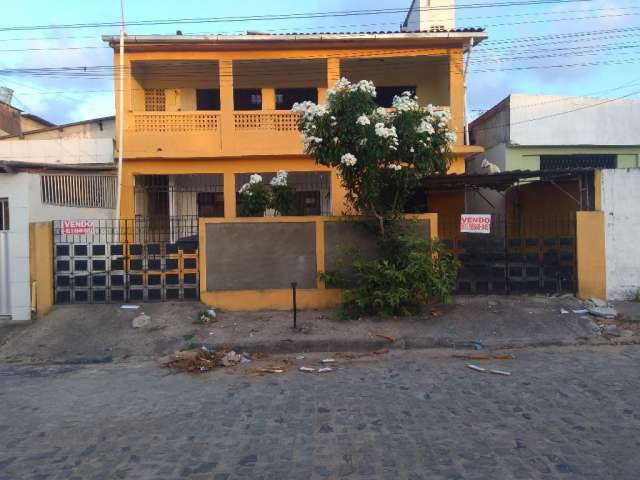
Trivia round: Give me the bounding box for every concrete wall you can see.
[509,94,640,146]
[601,169,640,299]
[205,222,317,291]
[199,215,436,311]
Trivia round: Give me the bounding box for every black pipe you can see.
[291,282,298,331]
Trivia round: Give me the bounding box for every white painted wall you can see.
[601,169,640,300]
[0,172,115,321]
[402,0,455,31]
[509,94,640,146]
[0,138,114,165]
[0,173,33,321]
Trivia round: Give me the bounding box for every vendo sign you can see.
[62,220,95,235]
[460,214,492,234]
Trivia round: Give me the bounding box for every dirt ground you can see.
[2,295,638,364]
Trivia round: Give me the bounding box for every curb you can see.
[207,335,640,355]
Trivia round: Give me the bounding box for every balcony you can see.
[122,55,461,159]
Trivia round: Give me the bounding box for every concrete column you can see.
[577,211,607,300]
[223,171,236,218]
[219,60,235,154]
[448,48,465,146]
[326,57,341,90]
[262,88,276,110]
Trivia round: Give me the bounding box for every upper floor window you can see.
[0,198,8,231]
[196,89,221,111]
[276,88,318,110]
[234,89,262,110]
[144,88,166,112]
[41,175,117,209]
[376,86,417,108]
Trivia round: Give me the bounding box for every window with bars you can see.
[144,88,166,111]
[540,154,617,170]
[40,175,117,209]
[0,198,8,230]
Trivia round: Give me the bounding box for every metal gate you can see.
[53,217,199,304]
[440,214,577,295]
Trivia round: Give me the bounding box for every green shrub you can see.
[322,220,459,318]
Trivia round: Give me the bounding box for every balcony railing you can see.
[234,111,300,132]
[132,111,220,133]
[125,107,458,158]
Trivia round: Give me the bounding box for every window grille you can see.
[540,154,617,170]
[144,88,166,111]
[41,175,117,209]
[0,198,8,230]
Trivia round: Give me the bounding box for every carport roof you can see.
[422,168,595,192]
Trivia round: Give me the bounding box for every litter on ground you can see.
[490,369,512,376]
[120,305,140,310]
[467,364,487,372]
[299,366,316,373]
[321,358,336,364]
[370,333,396,343]
[318,367,334,373]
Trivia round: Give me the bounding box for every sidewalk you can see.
[1,295,639,364]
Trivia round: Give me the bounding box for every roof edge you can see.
[0,115,115,140]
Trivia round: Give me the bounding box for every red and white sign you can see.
[460,214,492,234]
[62,220,95,235]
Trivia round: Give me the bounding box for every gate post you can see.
[29,222,54,318]
[576,211,606,300]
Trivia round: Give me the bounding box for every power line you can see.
[0,0,592,33]
[2,3,633,44]
[2,7,636,53]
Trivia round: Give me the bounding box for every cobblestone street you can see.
[1,346,639,479]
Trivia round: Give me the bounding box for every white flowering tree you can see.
[293,78,455,234]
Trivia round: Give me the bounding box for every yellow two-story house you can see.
[103,5,486,236]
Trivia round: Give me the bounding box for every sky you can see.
[1,0,639,124]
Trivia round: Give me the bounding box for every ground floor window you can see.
[0,198,8,230]
[235,171,331,217]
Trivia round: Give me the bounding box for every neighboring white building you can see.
[0,113,117,321]
[0,164,116,321]
[466,94,640,215]
[0,115,115,165]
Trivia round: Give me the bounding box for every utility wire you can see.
[1,3,632,44]
[0,0,592,32]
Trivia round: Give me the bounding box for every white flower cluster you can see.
[303,135,323,149]
[356,114,371,126]
[434,108,451,127]
[374,123,399,149]
[327,78,377,97]
[416,119,435,135]
[270,170,288,187]
[292,101,327,123]
[238,173,263,195]
[340,153,358,167]
[387,163,402,171]
[392,91,419,112]
[445,132,457,145]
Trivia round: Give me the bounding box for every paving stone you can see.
[0,347,639,479]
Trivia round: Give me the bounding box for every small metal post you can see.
[291,282,298,331]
